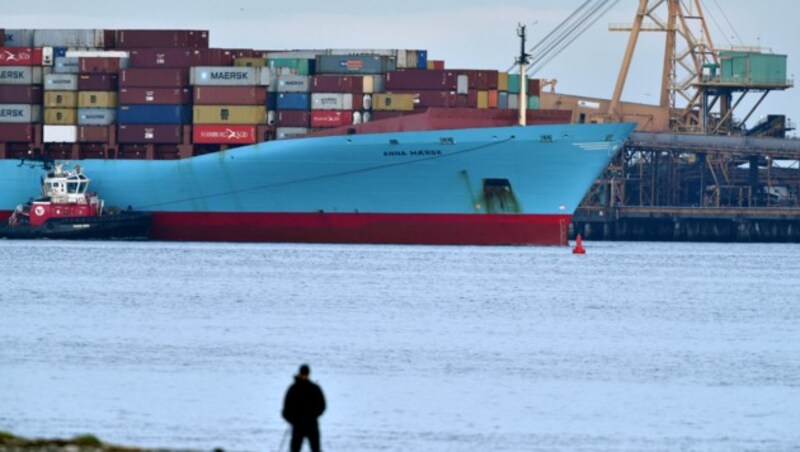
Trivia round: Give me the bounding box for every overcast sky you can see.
[5,0,798,136]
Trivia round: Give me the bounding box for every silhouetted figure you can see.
[282,364,326,452]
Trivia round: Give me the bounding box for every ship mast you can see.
[516,24,532,126]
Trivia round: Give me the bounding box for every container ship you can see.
[0,28,634,245]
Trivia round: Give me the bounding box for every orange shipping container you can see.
[488,90,498,109]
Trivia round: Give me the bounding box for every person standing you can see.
[282,364,326,452]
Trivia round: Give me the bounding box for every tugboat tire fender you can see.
[34,206,45,216]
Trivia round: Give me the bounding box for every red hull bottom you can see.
[152,212,571,246]
[1,210,571,245]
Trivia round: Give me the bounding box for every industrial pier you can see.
[547,0,800,242]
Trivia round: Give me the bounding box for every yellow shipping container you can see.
[498,72,509,92]
[372,93,415,111]
[193,105,267,124]
[426,60,435,70]
[43,91,77,108]
[44,108,77,125]
[234,57,267,67]
[78,91,118,108]
[477,91,489,109]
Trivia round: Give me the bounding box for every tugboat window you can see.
[67,182,78,194]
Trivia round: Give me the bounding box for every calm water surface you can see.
[1,240,799,451]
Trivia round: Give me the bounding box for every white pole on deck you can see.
[516,24,532,126]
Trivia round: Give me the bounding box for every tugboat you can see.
[1,164,151,240]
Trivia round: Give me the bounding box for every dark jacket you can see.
[282,376,326,426]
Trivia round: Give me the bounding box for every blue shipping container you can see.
[267,92,277,110]
[54,57,80,74]
[498,92,509,109]
[54,47,68,58]
[117,105,191,124]
[276,93,310,111]
[78,108,116,126]
[416,50,428,70]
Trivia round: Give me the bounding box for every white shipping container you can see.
[276,75,310,93]
[190,66,259,86]
[457,75,469,95]
[0,104,42,123]
[41,47,55,66]
[362,94,372,110]
[45,74,79,91]
[266,51,325,60]
[276,127,310,140]
[0,66,43,85]
[34,29,106,48]
[267,110,276,126]
[3,29,35,47]
[43,125,78,143]
[508,94,519,110]
[65,50,131,58]
[311,93,353,111]
[258,67,272,86]
[362,112,372,123]
[353,111,362,125]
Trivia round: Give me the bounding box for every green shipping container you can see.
[193,106,267,125]
[267,58,313,76]
[507,74,535,94]
[528,96,540,110]
[719,51,787,85]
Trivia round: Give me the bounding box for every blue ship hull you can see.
[0,123,634,245]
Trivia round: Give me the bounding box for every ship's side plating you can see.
[0,123,634,245]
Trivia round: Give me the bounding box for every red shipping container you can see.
[529,79,541,97]
[0,47,43,66]
[406,90,459,108]
[311,75,361,93]
[276,110,311,127]
[467,90,478,108]
[193,86,267,105]
[429,60,445,70]
[0,124,34,142]
[119,68,189,88]
[193,125,257,144]
[102,30,117,49]
[481,71,499,90]
[79,57,122,74]
[311,110,353,128]
[116,30,209,49]
[78,74,119,91]
[119,87,192,105]
[118,124,182,144]
[352,94,364,111]
[228,49,256,58]
[384,70,458,90]
[78,126,111,143]
[129,48,193,68]
[0,85,43,103]
[194,48,234,66]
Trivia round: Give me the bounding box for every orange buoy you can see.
[572,234,586,254]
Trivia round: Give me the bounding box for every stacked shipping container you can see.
[1,28,545,159]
